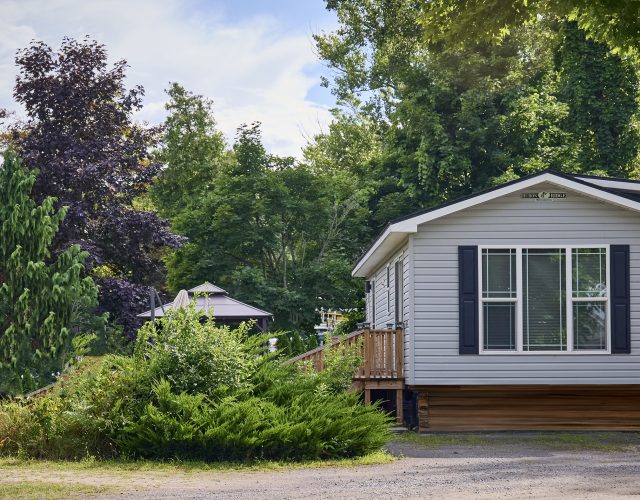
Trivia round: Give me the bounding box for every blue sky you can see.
[0,0,339,156]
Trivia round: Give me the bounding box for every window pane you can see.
[523,249,566,351]
[572,248,607,298]
[483,302,516,350]
[482,249,516,298]
[573,302,607,350]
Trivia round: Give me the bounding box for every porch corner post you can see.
[395,323,404,378]
[363,325,371,380]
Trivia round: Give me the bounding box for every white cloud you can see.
[0,0,335,156]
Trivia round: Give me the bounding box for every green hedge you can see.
[0,305,391,461]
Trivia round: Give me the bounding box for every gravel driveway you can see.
[3,435,640,499]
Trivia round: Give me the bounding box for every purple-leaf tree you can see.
[11,37,184,337]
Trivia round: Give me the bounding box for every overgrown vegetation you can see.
[0,306,391,461]
[0,151,102,395]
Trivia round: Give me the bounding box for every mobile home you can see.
[353,170,640,431]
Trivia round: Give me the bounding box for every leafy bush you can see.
[135,308,256,399]
[0,305,391,462]
[273,330,320,357]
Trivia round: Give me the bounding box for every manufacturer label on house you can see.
[521,191,567,200]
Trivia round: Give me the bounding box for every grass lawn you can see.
[0,451,394,498]
[0,450,394,475]
[0,480,113,499]
[396,430,640,452]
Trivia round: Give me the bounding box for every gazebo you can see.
[137,282,272,331]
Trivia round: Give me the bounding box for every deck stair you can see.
[286,326,405,422]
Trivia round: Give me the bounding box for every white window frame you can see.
[386,265,391,314]
[395,257,404,323]
[478,244,611,355]
[371,279,376,327]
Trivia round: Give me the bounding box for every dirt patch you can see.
[1,434,640,499]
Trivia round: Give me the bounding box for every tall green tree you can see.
[151,83,228,219]
[164,121,368,331]
[316,0,640,224]
[555,22,639,177]
[0,150,99,394]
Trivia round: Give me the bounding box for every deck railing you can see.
[286,327,404,380]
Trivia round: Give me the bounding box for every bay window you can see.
[480,246,609,353]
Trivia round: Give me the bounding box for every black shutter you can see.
[459,246,479,354]
[610,245,631,354]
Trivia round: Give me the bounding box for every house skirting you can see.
[412,385,640,432]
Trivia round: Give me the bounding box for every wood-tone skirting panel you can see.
[413,385,640,432]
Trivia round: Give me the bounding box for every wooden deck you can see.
[286,327,405,422]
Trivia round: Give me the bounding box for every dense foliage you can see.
[1,2,640,391]
[151,83,228,220]
[313,1,640,231]
[0,151,101,394]
[10,38,183,338]
[155,87,369,331]
[0,307,391,461]
[417,0,640,56]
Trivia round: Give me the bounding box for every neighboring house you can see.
[138,282,272,331]
[352,170,640,431]
[314,309,347,341]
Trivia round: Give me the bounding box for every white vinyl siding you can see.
[403,244,412,376]
[366,245,409,329]
[411,182,640,385]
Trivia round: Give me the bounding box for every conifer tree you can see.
[0,150,99,394]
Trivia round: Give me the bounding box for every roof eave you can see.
[352,229,412,277]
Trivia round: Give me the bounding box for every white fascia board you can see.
[573,176,640,192]
[352,228,411,277]
[354,225,390,276]
[352,172,640,278]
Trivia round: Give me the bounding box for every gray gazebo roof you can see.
[188,282,227,294]
[137,281,272,320]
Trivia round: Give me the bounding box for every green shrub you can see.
[117,380,389,461]
[0,392,114,460]
[273,330,320,357]
[135,306,257,400]
[0,306,391,462]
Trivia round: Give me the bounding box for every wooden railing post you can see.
[363,326,371,379]
[386,329,393,377]
[395,324,404,378]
